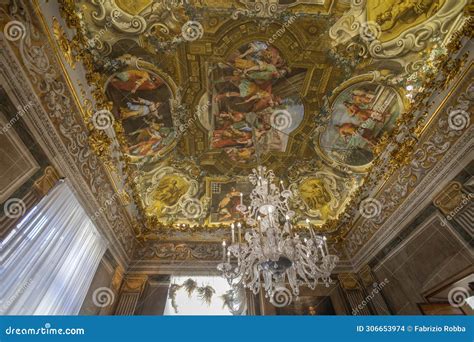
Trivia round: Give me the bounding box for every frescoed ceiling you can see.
[54,0,469,247]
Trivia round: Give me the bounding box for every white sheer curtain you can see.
[0,181,107,315]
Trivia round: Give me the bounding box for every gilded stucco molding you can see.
[134,241,222,261]
[319,18,474,241]
[0,0,136,263]
[329,0,468,59]
[346,70,473,259]
[53,0,473,264]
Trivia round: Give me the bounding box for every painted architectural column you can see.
[433,181,474,241]
[338,273,371,315]
[358,265,391,315]
[114,275,148,315]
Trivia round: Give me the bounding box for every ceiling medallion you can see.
[217,165,338,307]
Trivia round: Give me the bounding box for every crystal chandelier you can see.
[217,165,339,307]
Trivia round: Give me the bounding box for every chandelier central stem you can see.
[217,165,339,307]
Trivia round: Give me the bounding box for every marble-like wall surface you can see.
[373,214,472,314]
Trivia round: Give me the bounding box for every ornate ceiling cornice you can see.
[348,64,474,264]
[4,0,470,270]
[0,0,137,265]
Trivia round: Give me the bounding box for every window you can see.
[0,181,107,315]
[163,276,246,315]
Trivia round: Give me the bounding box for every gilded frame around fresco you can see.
[53,0,472,247]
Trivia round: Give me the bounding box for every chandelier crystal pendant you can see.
[217,165,339,307]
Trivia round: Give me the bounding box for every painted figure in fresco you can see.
[120,97,163,120]
[106,69,176,169]
[238,41,268,60]
[225,147,255,162]
[350,89,375,105]
[110,70,163,93]
[127,137,162,157]
[126,122,174,158]
[375,0,440,31]
[151,175,189,216]
[299,179,331,210]
[334,123,377,147]
[215,84,282,113]
[242,62,289,82]
[212,130,252,149]
[343,101,385,122]
[217,187,242,221]
[214,110,246,127]
[209,40,304,162]
[155,179,181,205]
[217,58,288,85]
[298,178,332,219]
[320,82,402,167]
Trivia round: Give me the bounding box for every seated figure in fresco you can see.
[350,89,375,105]
[212,127,253,149]
[214,110,246,127]
[343,101,385,122]
[110,70,163,94]
[260,47,285,68]
[225,146,255,161]
[151,175,189,216]
[217,187,242,221]
[155,179,181,206]
[335,122,377,148]
[126,123,174,158]
[217,42,286,85]
[238,41,268,60]
[218,42,269,73]
[299,179,333,220]
[120,97,163,120]
[238,42,285,69]
[242,62,289,82]
[375,0,440,31]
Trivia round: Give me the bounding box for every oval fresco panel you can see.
[319,82,403,167]
[105,69,176,165]
[206,41,305,163]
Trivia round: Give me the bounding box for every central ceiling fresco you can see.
[59,0,468,244]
